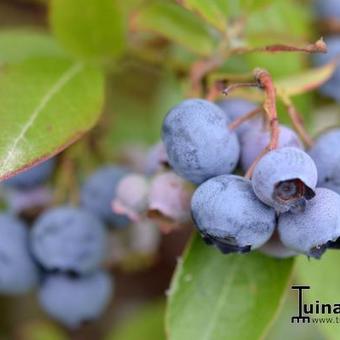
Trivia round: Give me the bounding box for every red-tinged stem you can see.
[285,101,314,148]
[244,69,280,179]
[228,107,262,130]
[230,38,327,55]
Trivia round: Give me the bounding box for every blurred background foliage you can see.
[0,0,339,339]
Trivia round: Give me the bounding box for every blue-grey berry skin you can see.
[80,166,130,227]
[314,0,340,20]
[240,125,303,172]
[191,175,276,254]
[308,129,340,194]
[38,270,112,329]
[4,158,56,190]
[313,37,340,101]
[216,98,259,136]
[278,188,340,259]
[31,207,107,274]
[0,214,39,294]
[162,99,240,185]
[252,147,318,213]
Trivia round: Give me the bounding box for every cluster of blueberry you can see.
[162,98,340,259]
[0,136,196,328]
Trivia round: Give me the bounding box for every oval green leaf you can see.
[0,30,66,63]
[179,0,228,32]
[0,57,104,180]
[296,251,340,340]
[134,2,218,57]
[49,0,126,60]
[166,234,294,340]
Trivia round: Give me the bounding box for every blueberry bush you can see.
[1,0,340,339]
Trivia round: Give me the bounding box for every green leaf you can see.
[166,234,294,340]
[107,301,166,340]
[0,30,66,63]
[104,63,183,151]
[0,57,104,180]
[296,251,340,340]
[18,320,68,340]
[179,0,228,32]
[276,62,337,97]
[49,0,126,60]
[134,2,218,57]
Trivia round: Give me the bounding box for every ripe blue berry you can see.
[313,36,340,101]
[216,98,259,136]
[162,99,240,184]
[80,166,131,227]
[145,141,169,176]
[4,158,56,190]
[278,188,340,258]
[308,129,340,194]
[240,125,303,172]
[191,175,276,254]
[314,0,340,20]
[31,206,107,274]
[38,270,112,329]
[0,214,39,294]
[252,147,317,213]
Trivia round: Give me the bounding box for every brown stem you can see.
[245,69,280,179]
[230,38,327,55]
[284,99,314,148]
[222,82,259,95]
[189,57,222,97]
[228,107,262,130]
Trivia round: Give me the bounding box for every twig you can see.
[245,69,280,179]
[281,97,314,148]
[228,107,262,130]
[230,38,327,55]
[222,82,259,95]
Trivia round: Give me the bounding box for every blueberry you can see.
[80,166,131,227]
[162,99,240,184]
[259,231,297,259]
[308,129,340,194]
[313,36,340,101]
[4,158,56,190]
[38,270,112,329]
[0,214,39,294]
[148,171,193,225]
[112,173,149,222]
[145,141,169,176]
[191,175,276,254]
[278,188,340,259]
[31,206,107,274]
[314,0,340,21]
[252,147,318,213]
[216,98,259,136]
[240,125,303,172]
[4,187,53,215]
